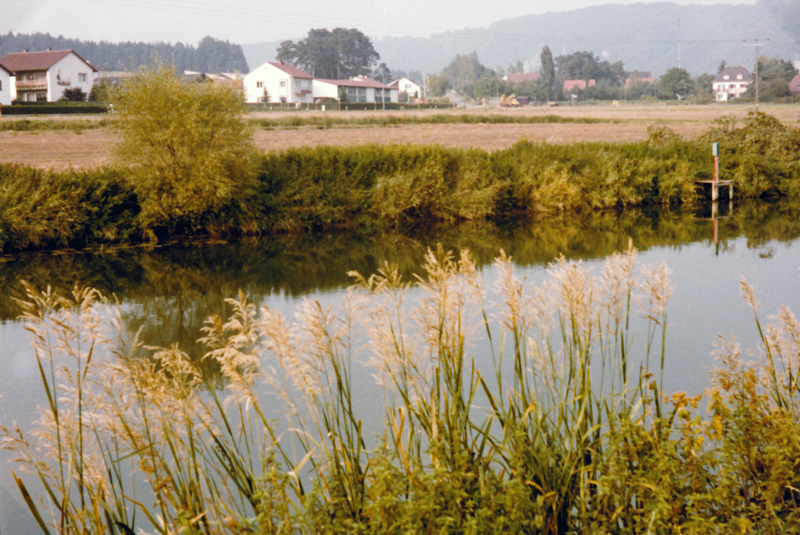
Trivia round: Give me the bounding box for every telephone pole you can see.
[743,38,769,110]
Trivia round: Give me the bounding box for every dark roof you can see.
[269,62,312,78]
[0,50,97,73]
[714,66,752,83]
[0,63,11,76]
[316,77,391,89]
[504,72,540,84]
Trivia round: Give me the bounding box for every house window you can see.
[256,81,263,88]
[36,92,46,101]
[347,87,356,95]
[78,73,87,82]
[737,74,742,80]
[280,80,287,88]
[723,75,729,80]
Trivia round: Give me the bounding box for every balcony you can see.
[16,80,47,90]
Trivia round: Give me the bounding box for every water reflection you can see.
[1,199,800,357]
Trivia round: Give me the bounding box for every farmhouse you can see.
[0,49,96,102]
[243,61,314,105]
[0,63,13,105]
[313,76,398,104]
[713,65,752,102]
[388,77,424,101]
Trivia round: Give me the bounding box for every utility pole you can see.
[743,38,769,110]
[677,17,682,69]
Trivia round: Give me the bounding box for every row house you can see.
[243,61,397,105]
[0,49,96,103]
[713,65,751,102]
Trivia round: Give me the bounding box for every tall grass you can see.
[8,244,800,533]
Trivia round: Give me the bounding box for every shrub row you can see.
[1,112,798,254]
[0,104,109,115]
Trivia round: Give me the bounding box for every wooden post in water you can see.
[712,142,720,201]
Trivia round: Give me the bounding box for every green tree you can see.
[111,65,255,230]
[426,73,451,97]
[88,79,113,102]
[276,28,379,79]
[441,52,490,96]
[537,45,558,101]
[60,87,87,101]
[754,56,798,100]
[657,67,693,100]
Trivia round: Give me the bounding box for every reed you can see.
[10,244,800,533]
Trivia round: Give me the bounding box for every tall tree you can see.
[276,28,379,79]
[657,67,693,100]
[538,45,557,101]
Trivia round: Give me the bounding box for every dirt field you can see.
[1,104,798,170]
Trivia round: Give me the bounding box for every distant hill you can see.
[0,33,249,73]
[371,3,799,77]
[243,3,799,78]
[241,39,292,70]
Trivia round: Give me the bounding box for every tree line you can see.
[426,47,799,103]
[0,33,249,73]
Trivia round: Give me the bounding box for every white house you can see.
[313,76,398,104]
[713,66,752,102]
[0,63,14,105]
[0,49,96,102]
[243,61,314,105]
[388,77,424,101]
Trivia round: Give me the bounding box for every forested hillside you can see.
[369,2,800,76]
[0,33,248,73]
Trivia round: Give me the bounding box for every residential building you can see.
[625,71,654,87]
[243,61,314,105]
[790,74,800,95]
[503,72,540,84]
[563,79,596,92]
[0,49,96,102]
[0,64,14,105]
[712,65,752,102]
[313,76,398,104]
[388,77,424,100]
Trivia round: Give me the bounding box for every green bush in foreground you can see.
[111,65,257,233]
[5,245,800,533]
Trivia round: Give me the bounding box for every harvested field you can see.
[1,104,798,170]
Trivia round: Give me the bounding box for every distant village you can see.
[1,47,799,108]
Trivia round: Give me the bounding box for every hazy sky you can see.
[2,0,755,45]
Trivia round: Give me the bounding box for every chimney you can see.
[46,47,52,51]
[23,49,28,53]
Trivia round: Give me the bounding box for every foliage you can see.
[110,64,256,232]
[538,45,558,101]
[276,28,380,79]
[11,241,800,533]
[426,73,451,97]
[0,32,248,72]
[88,79,113,102]
[753,56,799,101]
[657,67,694,100]
[440,52,493,97]
[555,50,626,86]
[59,87,87,102]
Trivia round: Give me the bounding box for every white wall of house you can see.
[0,68,13,105]
[312,80,340,101]
[244,63,314,105]
[47,53,95,101]
[394,77,423,100]
[713,72,750,102]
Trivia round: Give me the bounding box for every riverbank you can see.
[0,111,798,254]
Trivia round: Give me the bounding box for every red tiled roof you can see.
[0,50,97,73]
[563,79,595,91]
[316,77,390,89]
[789,74,800,94]
[268,62,313,78]
[0,63,12,76]
[504,72,540,84]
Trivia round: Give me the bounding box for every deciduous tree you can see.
[276,28,379,79]
[111,65,255,230]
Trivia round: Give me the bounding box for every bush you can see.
[111,65,257,233]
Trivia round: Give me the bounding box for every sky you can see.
[1,0,756,45]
